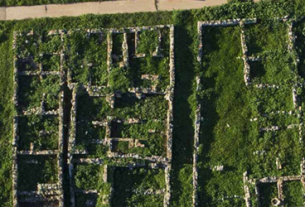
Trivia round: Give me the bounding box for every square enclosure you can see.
[18,155,58,191]
[112,167,165,207]
[18,115,59,151]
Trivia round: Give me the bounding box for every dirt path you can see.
[0,0,228,21]
[158,0,227,11]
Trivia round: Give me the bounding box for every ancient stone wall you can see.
[66,25,175,207]
[12,30,65,207]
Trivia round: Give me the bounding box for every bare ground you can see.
[1,0,228,21]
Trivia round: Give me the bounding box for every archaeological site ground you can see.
[2,0,305,207]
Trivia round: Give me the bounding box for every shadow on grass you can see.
[197,79,219,205]
[170,24,195,206]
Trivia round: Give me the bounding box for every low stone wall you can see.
[12,33,19,207]
[17,150,59,155]
[192,76,201,207]
[12,31,65,207]
[240,21,251,86]
[122,32,129,68]
[243,172,252,207]
[197,18,257,66]
[107,152,168,163]
[68,87,78,207]
[16,25,176,207]
[107,33,113,76]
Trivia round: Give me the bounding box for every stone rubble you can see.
[122,32,129,68]
[163,25,175,207]
[253,150,266,156]
[128,87,166,96]
[132,188,165,195]
[17,150,59,155]
[103,165,108,183]
[276,157,282,170]
[247,56,261,61]
[68,87,78,207]
[287,123,303,129]
[37,183,62,196]
[92,120,108,127]
[12,33,19,207]
[240,21,251,86]
[25,159,39,164]
[141,74,160,91]
[276,178,284,205]
[107,33,113,75]
[73,158,103,165]
[192,76,201,207]
[292,87,298,108]
[152,29,163,58]
[107,152,168,163]
[211,165,224,171]
[250,110,301,122]
[260,126,280,132]
[254,84,280,89]
[74,189,98,194]
[301,158,305,175]
[254,184,261,207]
[243,172,252,207]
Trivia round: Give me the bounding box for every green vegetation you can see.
[75,164,104,190]
[137,30,159,55]
[18,155,58,191]
[74,164,112,207]
[198,25,248,206]
[112,168,165,207]
[0,28,13,207]
[197,19,304,206]
[76,92,168,157]
[18,115,59,150]
[295,19,305,78]
[245,20,294,85]
[283,181,304,206]
[18,75,61,111]
[258,183,278,207]
[75,193,99,207]
[66,30,108,86]
[2,0,305,206]
[131,29,170,91]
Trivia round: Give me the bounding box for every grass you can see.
[198,25,248,206]
[0,0,304,206]
[112,167,165,207]
[74,164,104,190]
[75,87,168,157]
[295,18,305,78]
[258,183,278,207]
[18,155,58,191]
[283,181,304,206]
[197,18,304,206]
[245,20,295,85]
[18,115,59,150]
